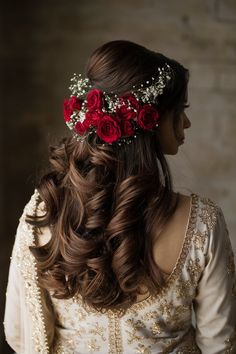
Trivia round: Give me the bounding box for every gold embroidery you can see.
[199,197,218,231]
[15,190,49,354]
[75,306,88,321]
[226,252,235,277]
[225,229,236,277]
[141,311,162,335]
[126,318,146,344]
[162,328,200,354]
[157,300,190,331]
[52,296,88,331]
[125,300,192,351]
[55,310,67,328]
[193,229,208,251]
[151,322,161,335]
[176,345,201,354]
[175,279,192,299]
[125,317,159,353]
[136,343,152,354]
[108,311,123,354]
[87,338,100,352]
[53,335,79,354]
[187,258,201,286]
[142,310,158,321]
[222,220,236,298]
[171,305,191,331]
[90,322,106,341]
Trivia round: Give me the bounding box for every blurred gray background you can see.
[1,0,236,352]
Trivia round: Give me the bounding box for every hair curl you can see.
[26,40,189,311]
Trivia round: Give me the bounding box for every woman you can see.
[4,40,236,353]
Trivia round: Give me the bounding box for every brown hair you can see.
[26,40,189,311]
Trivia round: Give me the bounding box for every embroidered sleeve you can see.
[193,205,236,353]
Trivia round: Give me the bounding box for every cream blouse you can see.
[4,189,236,354]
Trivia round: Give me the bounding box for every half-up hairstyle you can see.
[26,40,189,311]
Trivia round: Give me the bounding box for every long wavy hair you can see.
[26,40,189,311]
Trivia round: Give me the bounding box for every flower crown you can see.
[63,63,172,145]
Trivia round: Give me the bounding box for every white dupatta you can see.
[4,189,55,354]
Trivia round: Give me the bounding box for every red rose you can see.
[124,94,141,111]
[86,89,104,111]
[74,121,87,135]
[137,104,160,130]
[116,104,136,120]
[69,96,82,110]
[116,94,140,120]
[63,99,72,122]
[85,110,104,127]
[97,115,122,143]
[63,96,82,122]
[123,120,135,136]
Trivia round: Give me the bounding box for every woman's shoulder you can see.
[19,188,40,220]
[178,191,222,222]
[188,192,223,231]
[179,190,219,207]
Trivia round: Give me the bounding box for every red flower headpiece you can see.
[63,64,172,145]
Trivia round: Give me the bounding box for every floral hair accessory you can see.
[63,63,172,145]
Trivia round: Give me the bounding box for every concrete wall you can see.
[1,0,236,352]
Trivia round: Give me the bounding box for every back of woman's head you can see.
[86,40,188,115]
[27,40,189,311]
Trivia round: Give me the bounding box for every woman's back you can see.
[5,189,236,353]
[153,193,192,276]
